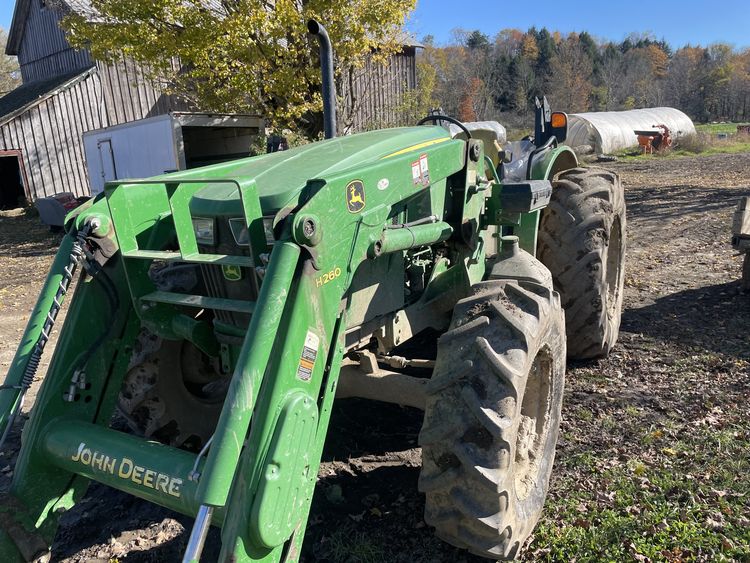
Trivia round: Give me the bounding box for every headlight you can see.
[228,217,276,247]
[192,217,215,245]
[262,217,275,245]
[228,218,250,246]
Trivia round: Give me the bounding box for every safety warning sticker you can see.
[411,160,421,185]
[419,154,430,184]
[411,153,430,188]
[296,330,320,381]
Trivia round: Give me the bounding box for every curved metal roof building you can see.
[567,107,696,154]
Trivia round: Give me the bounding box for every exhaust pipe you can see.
[307,19,337,139]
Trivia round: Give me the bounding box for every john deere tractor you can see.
[0,21,625,562]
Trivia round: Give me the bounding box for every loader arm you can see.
[0,125,491,562]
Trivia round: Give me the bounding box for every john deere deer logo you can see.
[346,180,366,213]
[222,264,243,281]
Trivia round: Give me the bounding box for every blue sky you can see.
[2,0,749,49]
[407,0,750,48]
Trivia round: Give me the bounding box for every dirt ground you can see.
[0,152,748,562]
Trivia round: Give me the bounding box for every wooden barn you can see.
[340,33,421,133]
[0,0,421,208]
[0,0,187,208]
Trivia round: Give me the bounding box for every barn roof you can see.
[6,0,87,55]
[0,66,94,126]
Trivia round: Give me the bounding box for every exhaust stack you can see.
[307,20,337,139]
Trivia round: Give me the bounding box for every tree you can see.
[466,30,490,51]
[547,34,593,113]
[0,28,22,96]
[727,49,750,121]
[494,28,523,58]
[511,55,535,113]
[665,46,706,119]
[597,43,623,110]
[397,59,437,123]
[533,27,555,92]
[620,46,666,108]
[63,0,416,134]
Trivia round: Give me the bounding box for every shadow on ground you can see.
[623,185,743,228]
[621,281,750,360]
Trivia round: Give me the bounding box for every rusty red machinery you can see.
[635,124,673,154]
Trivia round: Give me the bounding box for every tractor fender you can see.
[508,145,578,256]
[530,145,578,181]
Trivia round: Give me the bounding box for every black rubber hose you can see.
[70,250,120,374]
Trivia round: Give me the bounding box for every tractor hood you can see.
[175,126,453,216]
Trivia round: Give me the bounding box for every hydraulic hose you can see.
[0,222,102,452]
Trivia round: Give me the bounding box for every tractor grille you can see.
[198,218,257,329]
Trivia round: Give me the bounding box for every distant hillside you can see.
[418,29,749,124]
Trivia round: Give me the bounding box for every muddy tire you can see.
[537,167,626,359]
[118,332,227,450]
[419,280,566,559]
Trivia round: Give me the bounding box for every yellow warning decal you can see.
[380,137,449,159]
[297,330,320,381]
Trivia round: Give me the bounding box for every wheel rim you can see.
[605,216,623,320]
[177,341,228,403]
[120,338,226,449]
[514,345,553,501]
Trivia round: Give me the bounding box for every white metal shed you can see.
[83,112,263,195]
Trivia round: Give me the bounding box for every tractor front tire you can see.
[419,280,566,559]
[538,167,626,359]
[118,333,225,450]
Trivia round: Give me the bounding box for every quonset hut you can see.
[566,107,696,154]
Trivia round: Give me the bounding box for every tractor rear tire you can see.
[538,167,626,359]
[118,332,226,450]
[419,279,566,560]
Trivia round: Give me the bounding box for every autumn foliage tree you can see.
[547,34,593,113]
[458,77,483,121]
[63,0,416,134]
[424,27,749,124]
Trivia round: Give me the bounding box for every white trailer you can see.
[83,112,264,195]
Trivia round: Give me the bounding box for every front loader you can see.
[0,21,626,562]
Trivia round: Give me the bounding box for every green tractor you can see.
[0,21,625,562]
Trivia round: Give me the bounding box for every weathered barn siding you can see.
[0,62,188,200]
[341,47,417,133]
[1,69,101,199]
[15,0,92,83]
[3,0,418,201]
[95,57,184,126]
